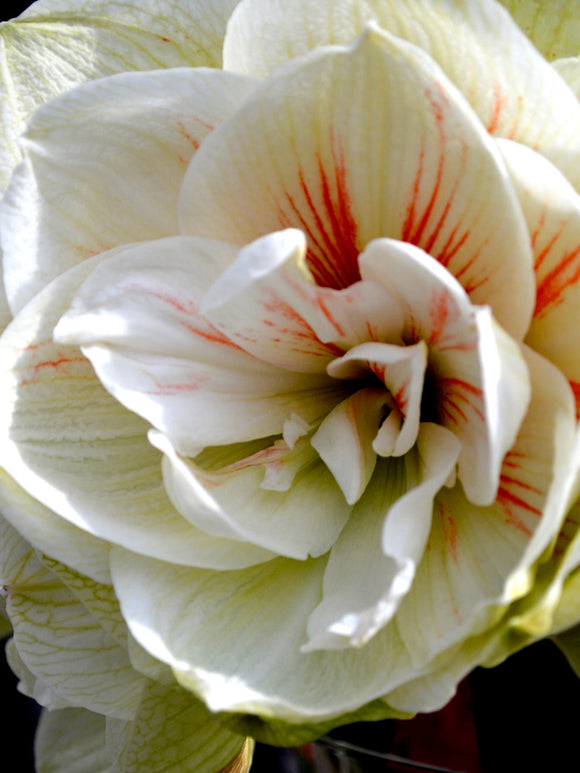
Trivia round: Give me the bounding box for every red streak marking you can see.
[439,377,483,398]
[395,384,408,412]
[486,81,506,135]
[530,210,546,253]
[427,290,451,346]
[438,403,460,426]
[496,486,541,521]
[438,378,485,422]
[402,143,425,243]
[314,295,346,338]
[534,228,562,272]
[31,356,86,377]
[438,501,459,565]
[437,226,470,269]
[534,243,580,317]
[281,132,360,290]
[499,473,542,497]
[180,320,245,350]
[409,152,445,246]
[569,380,580,419]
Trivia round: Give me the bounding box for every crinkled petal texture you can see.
[0,0,241,191]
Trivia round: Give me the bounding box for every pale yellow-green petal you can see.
[35,707,111,773]
[0,517,146,719]
[110,681,251,773]
[497,0,580,60]
[0,0,240,191]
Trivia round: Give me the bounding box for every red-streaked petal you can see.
[55,236,346,455]
[498,139,580,415]
[360,239,531,506]
[180,26,534,338]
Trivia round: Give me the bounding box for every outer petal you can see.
[553,56,580,99]
[55,236,346,454]
[0,468,112,584]
[360,239,531,506]
[0,519,146,719]
[497,0,580,60]
[0,0,241,190]
[109,682,251,773]
[395,345,577,667]
[110,548,424,722]
[151,430,351,560]
[34,708,110,773]
[304,424,460,651]
[223,0,580,189]
[498,139,580,413]
[181,25,535,337]
[0,250,273,570]
[1,67,257,314]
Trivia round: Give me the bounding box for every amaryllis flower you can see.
[3,0,580,770]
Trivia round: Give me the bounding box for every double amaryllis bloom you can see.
[3,0,580,771]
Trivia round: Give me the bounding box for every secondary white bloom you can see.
[3,0,580,769]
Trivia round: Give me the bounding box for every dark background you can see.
[2,2,580,771]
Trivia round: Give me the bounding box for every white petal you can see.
[152,431,350,560]
[181,26,535,337]
[0,520,146,719]
[304,424,460,651]
[35,708,110,773]
[311,388,389,505]
[361,239,531,505]
[110,681,251,773]
[1,67,256,313]
[498,138,580,414]
[0,251,273,570]
[223,0,580,190]
[203,228,405,360]
[56,236,345,454]
[396,345,577,666]
[328,340,428,457]
[0,0,241,191]
[111,548,423,721]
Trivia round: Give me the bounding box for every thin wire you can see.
[318,737,471,773]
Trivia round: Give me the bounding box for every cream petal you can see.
[498,138,580,414]
[396,345,577,666]
[1,67,256,313]
[35,708,111,773]
[223,0,580,190]
[310,388,389,505]
[360,239,531,506]
[0,0,241,191]
[304,424,460,652]
[497,0,580,61]
[56,236,345,454]
[109,682,251,773]
[152,430,350,560]
[0,251,274,570]
[327,340,428,457]
[181,25,535,337]
[111,548,424,721]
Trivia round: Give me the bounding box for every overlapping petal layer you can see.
[223,0,580,189]
[1,67,257,314]
[181,26,535,338]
